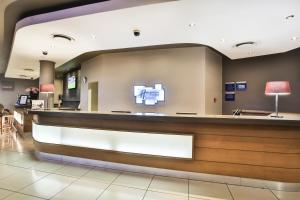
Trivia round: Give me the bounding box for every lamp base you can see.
[270,115,284,118]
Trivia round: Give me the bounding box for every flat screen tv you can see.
[68,76,76,89]
[134,84,165,105]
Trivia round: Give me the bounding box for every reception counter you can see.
[30,110,300,183]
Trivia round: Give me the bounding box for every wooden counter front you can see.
[31,110,300,183]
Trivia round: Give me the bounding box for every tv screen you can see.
[68,76,76,89]
[134,84,165,105]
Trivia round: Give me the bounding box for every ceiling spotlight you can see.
[220,38,225,43]
[291,36,298,41]
[234,41,256,48]
[188,23,196,27]
[133,29,141,37]
[91,34,96,39]
[285,15,295,20]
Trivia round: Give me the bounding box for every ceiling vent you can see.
[52,34,75,43]
[234,41,256,48]
[24,68,34,72]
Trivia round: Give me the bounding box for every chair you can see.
[1,115,16,136]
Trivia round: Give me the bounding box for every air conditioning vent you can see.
[52,34,75,42]
[234,41,256,48]
[24,68,34,72]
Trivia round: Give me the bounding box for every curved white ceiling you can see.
[5,0,300,79]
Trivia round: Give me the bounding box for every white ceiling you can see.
[5,0,300,79]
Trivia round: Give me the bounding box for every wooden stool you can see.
[1,115,15,136]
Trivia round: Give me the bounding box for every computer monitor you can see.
[19,95,28,105]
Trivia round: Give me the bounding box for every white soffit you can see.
[5,0,300,79]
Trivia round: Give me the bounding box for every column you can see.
[39,60,55,109]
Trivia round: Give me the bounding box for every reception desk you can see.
[30,110,300,183]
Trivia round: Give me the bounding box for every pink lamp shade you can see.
[40,84,55,94]
[265,81,291,96]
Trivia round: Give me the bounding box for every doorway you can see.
[88,82,98,112]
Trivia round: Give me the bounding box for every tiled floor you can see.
[0,133,298,200]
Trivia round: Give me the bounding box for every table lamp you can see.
[265,81,291,118]
[40,84,55,109]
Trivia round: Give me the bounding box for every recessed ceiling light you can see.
[220,38,225,43]
[188,23,196,27]
[234,41,256,48]
[91,34,96,39]
[291,36,298,41]
[285,15,295,20]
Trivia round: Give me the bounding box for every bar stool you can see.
[1,115,15,136]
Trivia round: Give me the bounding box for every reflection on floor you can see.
[0,133,298,200]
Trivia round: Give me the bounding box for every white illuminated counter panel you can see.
[32,123,193,159]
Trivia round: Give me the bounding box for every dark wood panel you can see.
[37,115,300,139]
[194,147,300,169]
[194,124,300,139]
[195,135,300,153]
[35,141,300,182]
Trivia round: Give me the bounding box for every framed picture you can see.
[236,81,247,91]
[1,80,14,90]
[225,92,235,101]
[225,82,235,92]
[32,100,45,110]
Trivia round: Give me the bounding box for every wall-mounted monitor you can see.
[134,84,165,105]
[68,76,76,89]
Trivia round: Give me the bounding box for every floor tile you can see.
[0,165,21,179]
[272,190,300,200]
[20,174,76,199]
[52,178,109,200]
[31,160,64,173]
[3,193,44,200]
[52,164,91,177]
[148,176,188,196]
[144,191,188,200]
[0,188,13,199]
[98,185,145,200]
[10,155,40,168]
[189,180,232,200]
[0,151,25,164]
[83,168,121,183]
[228,185,277,200]
[112,172,153,189]
[0,169,48,191]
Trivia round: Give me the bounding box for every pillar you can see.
[39,60,55,109]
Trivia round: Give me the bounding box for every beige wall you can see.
[204,48,223,115]
[81,47,222,115]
